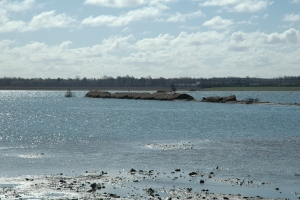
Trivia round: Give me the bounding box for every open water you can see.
[0,90,299,199]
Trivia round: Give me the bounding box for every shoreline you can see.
[0,168,292,200]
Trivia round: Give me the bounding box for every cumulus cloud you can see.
[26,11,76,31]
[283,13,300,22]
[81,6,165,27]
[0,10,76,32]
[135,31,225,51]
[84,0,176,7]
[2,28,300,78]
[102,35,134,51]
[84,0,146,8]
[200,0,273,12]
[232,0,272,12]
[229,28,300,51]
[0,0,35,12]
[250,29,300,44]
[201,0,242,6]
[0,39,16,48]
[202,16,233,29]
[164,10,204,22]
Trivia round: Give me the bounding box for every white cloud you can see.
[102,35,134,51]
[200,0,273,13]
[229,28,300,51]
[203,16,233,29]
[0,9,8,24]
[283,13,300,22]
[256,28,300,44]
[1,28,300,78]
[0,39,16,48]
[201,0,242,6]
[232,0,272,12]
[84,0,146,8]
[148,0,177,6]
[9,0,35,11]
[135,31,225,50]
[135,34,174,50]
[165,10,204,22]
[81,6,165,27]
[26,11,76,31]
[0,0,35,12]
[83,0,176,7]
[0,10,76,32]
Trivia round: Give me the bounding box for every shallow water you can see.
[0,90,300,199]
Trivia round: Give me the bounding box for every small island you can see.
[85,91,300,106]
[85,91,195,101]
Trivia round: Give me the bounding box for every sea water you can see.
[0,90,299,199]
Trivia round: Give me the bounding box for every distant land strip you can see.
[1,86,300,91]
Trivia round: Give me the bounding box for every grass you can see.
[205,87,300,91]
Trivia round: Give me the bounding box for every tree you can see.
[170,82,176,92]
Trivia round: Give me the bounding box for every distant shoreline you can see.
[0,86,300,91]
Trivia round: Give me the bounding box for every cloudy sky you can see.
[1,0,300,79]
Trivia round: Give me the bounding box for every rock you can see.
[130,168,137,174]
[90,183,97,189]
[85,91,194,101]
[146,188,155,196]
[200,180,205,184]
[188,172,198,177]
[175,169,181,172]
[201,95,236,103]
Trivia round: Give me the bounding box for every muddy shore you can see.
[0,168,290,200]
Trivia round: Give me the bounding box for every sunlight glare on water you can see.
[0,90,300,198]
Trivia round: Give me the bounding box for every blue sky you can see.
[0,0,300,79]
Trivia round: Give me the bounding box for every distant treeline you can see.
[0,75,300,88]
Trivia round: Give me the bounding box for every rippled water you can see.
[0,90,300,198]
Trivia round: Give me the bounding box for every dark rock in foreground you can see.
[85,91,194,101]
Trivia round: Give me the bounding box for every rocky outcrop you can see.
[85,91,194,101]
[201,95,237,103]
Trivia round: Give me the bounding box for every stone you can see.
[90,183,97,189]
[130,168,137,174]
[189,172,198,177]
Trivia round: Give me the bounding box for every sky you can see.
[0,0,300,79]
